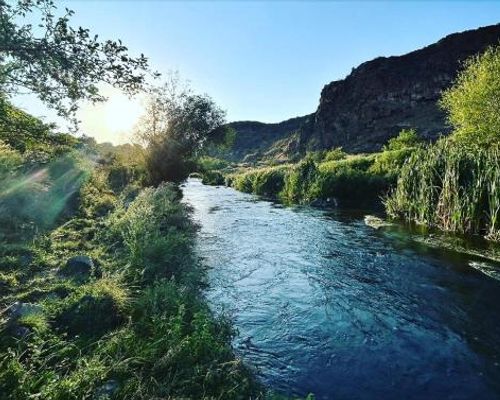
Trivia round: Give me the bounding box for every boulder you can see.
[5,301,44,338]
[94,380,119,399]
[59,255,101,281]
[8,301,43,319]
[364,215,394,230]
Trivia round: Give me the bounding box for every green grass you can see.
[230,164,291,197]
[228,152,399,207]
[226,130,424,208]
[0,163,261,399]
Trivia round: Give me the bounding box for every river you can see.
[182,178,500,400]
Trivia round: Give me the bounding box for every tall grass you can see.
[385,139,500,241]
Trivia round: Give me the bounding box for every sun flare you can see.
[78,85,143,145]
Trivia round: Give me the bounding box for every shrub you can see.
[201,170,225,185]
[281,157,318,203]
[252,167,288,197]
[369,129,423,179]
[440,45,500,145]
[197,156,229,172]
[80,170,117,218]
[107,184,195,283]
[231,171,255,193]
[323,147,347,162]
[311,164,389,206]
[369,147,415,178]
[230,153,392,206]
[383,128,422,152]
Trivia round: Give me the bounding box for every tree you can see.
[440,45,500,145]
[135,75,230,184]
[0,0,155,122]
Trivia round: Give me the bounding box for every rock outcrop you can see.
[227,24,500,160]
[304,23,500,152]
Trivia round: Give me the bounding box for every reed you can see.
[385,139,500,241]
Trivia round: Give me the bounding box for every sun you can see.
[78,85,144,145]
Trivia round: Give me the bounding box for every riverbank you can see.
[203,137,499,244]
[0,163,259,398]
[199,130,421,209]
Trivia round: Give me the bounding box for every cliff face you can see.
[305,24,500,152]
[227,24,500,160]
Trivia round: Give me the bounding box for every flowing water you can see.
[182,178,500,400]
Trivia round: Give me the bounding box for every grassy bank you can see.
[0,150,259,399]
[223,135,419,207]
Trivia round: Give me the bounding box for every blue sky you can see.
[15,1,500,143]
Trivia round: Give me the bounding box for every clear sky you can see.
[14,1,500,144]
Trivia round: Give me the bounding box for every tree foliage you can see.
[0,0,155,121]
[440,45,500,145]
[0,96,76,152]
[135,75,229,184]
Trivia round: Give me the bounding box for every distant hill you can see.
[224,115,311,162]
[226,23,500,162]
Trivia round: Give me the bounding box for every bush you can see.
[323,147,347,162]
[197,156,229,172]
[201,170,225,185]
[311,166,389,206]
[383,128,422,152]
[440,45,500,145]
[281,157,318,203]
[230,153,392,206]
[231,171,255,193]
[369,148,415,178]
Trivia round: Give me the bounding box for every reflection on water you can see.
[182,179,500,400]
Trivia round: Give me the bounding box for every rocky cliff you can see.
[304,23,500,152]
[227,23,500,160]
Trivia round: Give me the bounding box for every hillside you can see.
[224,115,311,162]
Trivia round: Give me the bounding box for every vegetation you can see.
[0,101,93,243]
[440,45,500,145]
[0,0,153,121]
[134,75,232,184]
[387,46,500,241]
[226,46,500,243]
[227,129,420,207]
[386,138,500,241]
[0,3,263,397]
[231,164,291,197]
[0,135,259,399]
